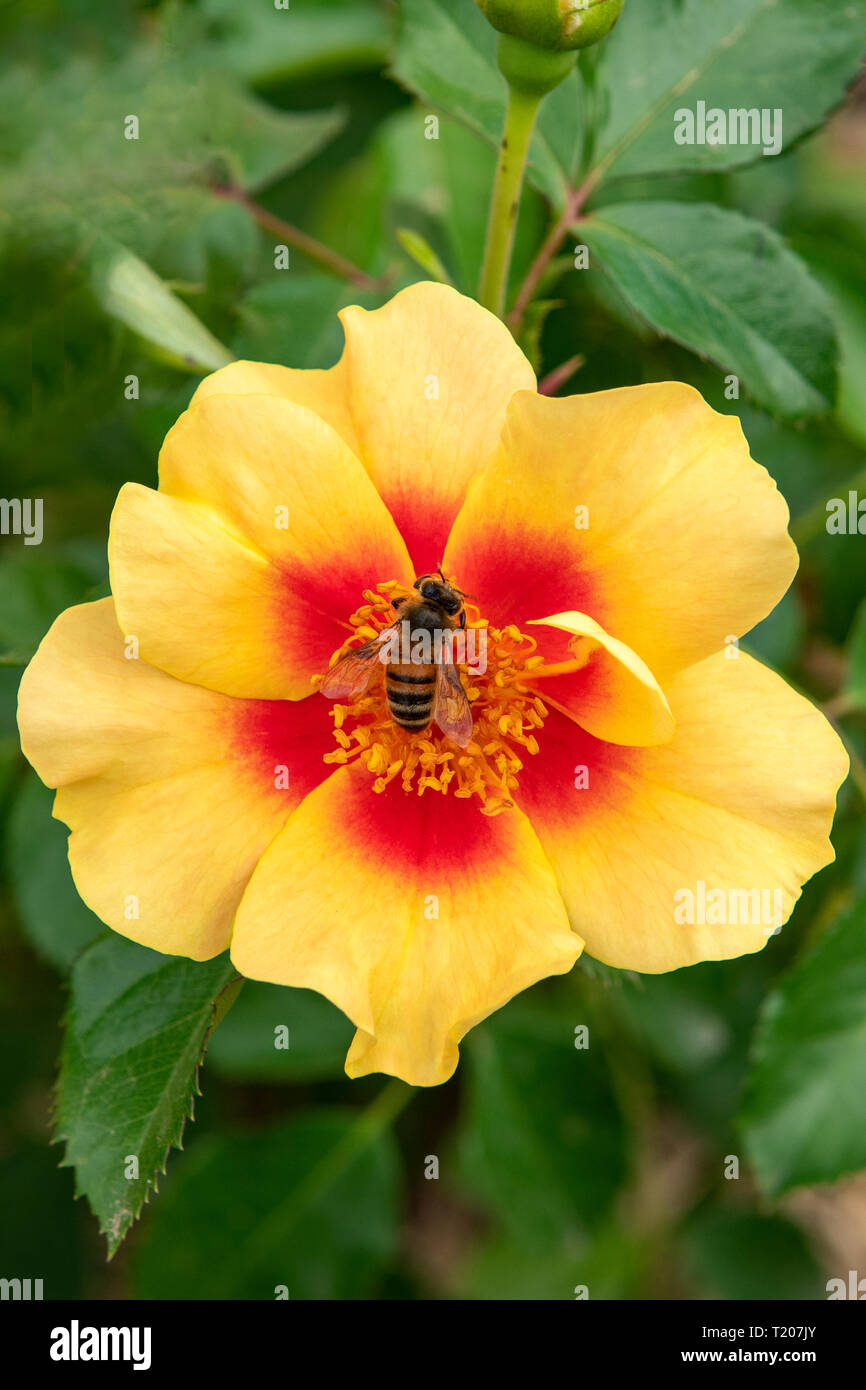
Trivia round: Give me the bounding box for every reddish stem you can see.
[212,184,388,293]
[507,171,598,332]
[538,354,585,396]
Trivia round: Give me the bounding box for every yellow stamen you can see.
[318,581,547,816]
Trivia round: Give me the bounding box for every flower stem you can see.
[507,172,597,332]
[478,84,543,317]
[538,353,585,395]
[235,1078,413,1279]
[212,183,389,292]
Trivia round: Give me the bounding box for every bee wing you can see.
[320,625,394,700]
[433,657,473,748]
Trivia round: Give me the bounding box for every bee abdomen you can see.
[386,668,434,731]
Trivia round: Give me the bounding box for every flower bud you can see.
[476,0,625,52]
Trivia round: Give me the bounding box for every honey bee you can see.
[320,570,473,747]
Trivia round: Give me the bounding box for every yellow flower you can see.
[18,283,848,1086]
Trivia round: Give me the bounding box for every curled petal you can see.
[527,610,674,746]
[516,651,848,972]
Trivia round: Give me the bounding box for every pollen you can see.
[315,582,549,816]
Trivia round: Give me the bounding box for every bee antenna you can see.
[432,562,474,601]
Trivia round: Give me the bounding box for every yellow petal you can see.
[445,383,797,681]
[193,283,536,571]
[17,599,334,958]
[337,283,535,569]
[229,764,582,1086]
[517,651,848,971]
[191,357,360,456]
[527,610,675,745]
[109,393,414,699]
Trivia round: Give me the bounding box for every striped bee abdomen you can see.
[385,665,435,732]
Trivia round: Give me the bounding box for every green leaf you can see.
[740,892,866,1196]
[202,0,392,86]
[392,0,866,206]
[7,774,103,971]
[391,0,576,205]
[794,226,866,448]
[581,202,837,417]
[680,1207,822,1300]
[88,237,234,372]
[55,937,239,1253]
[395,226,454,283]
[0,39,344,265]
[206,980,353,1083]
[0,28,344,378]
[588,0,866,186]
[131,1108,402,1298]
[457,994,627,1253]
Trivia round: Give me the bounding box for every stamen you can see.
[315,581,548,816]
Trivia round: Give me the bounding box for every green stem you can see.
[235,1078,413,1280]
[478,84,543,316]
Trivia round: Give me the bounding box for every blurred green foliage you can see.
[1,0,866,1300]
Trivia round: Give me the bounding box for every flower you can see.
[475,0,625,51]
[18,282,847,1087]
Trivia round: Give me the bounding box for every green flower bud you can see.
[476,0,625,52]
